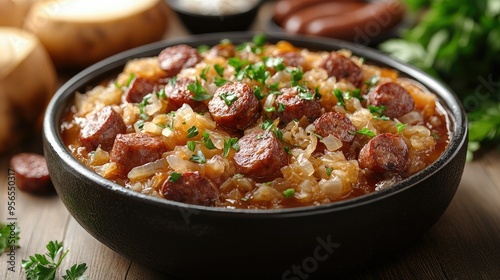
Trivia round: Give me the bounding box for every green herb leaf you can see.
[297,85,315,100]
[333,89,346,108]
[0,222,20,255]
[364,76,380,88]
[200,66,210,81]
[202,131,216,150]
[288,68,304,86]
[214,77,229,86]
[186,126,199,138]
[264,57,285,71]
[187,140,196,151]
[253,86,266,100]
[264,107,276,112]
[188,79,211,101]
[190,150,207,164]
[196,45,210,53]
[396,123,408,133]
[169,172,182,183]
[325,166,333,177]
[223,137,239,157]
[138,93,152,120]
[253,34,266,47]
[283,188,295,198]
[357,128,376,137]
[277,102,286,112]
[214,64,225,76]
[22,240,78,280]
[220,91,238,106]
[62,263,88,280]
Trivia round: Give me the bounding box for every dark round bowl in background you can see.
[167,0,264,34]
[43,32,467,279]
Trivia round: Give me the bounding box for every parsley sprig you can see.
[0,222,20,255]
[22,240,87,280]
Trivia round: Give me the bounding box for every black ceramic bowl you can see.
[43,32,467,279]
[167,0,263,34]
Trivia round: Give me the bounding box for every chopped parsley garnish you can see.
[214,64,225,76]
[284,146,291,154]
[196,44,210,53]
[261,120,283,141]
[288,68,304,86]
[277,102,286,112]
[168,172,182,182]
[314,86,322,100]
[223,137,239,157]
[268,82,280,91]
[190,150,207,164]
[253,34,266,47]
[283,188,295,198]
[220,91,238,106]
[228,57,248,73]
[297,85,315,100]
[356,128,376,137]
[333,89,346,108]
[202,131,216,150]
[200,66,210,81]
[155,88,166,99]
[264,107,276,112]
[264,57,285,71]
[186,126,199,138]
[368,105,390,120]
[135,120,145,130]
[365,76,380,88]
[138,93,152,120]
[187,140,196,151]
[325,166,333,177]
[247,62,270,84]
[349,88,364,101]
[125,73,135,87]
[253,86,266,100]
[396,123,408,133]
[214,77,229,86]
[188,79,211,101]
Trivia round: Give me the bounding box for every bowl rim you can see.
[43,31,467,218]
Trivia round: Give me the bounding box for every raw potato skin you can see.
[0,28,56,153]
[24,0,169,68]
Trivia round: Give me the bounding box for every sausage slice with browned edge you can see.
[79,106,127,152]
[164,77,200,112]
[313,111,356,152]
[10,153,53,194]
[358,133,408,173]
[162,171,219,206]
[124,76,164,103]
[274,86,322,124]
[208,82,260,130]
[158,44,201,77]
[319,52,363,88]
[109,133,167,176]
[234,130,289,181]
[368,82,415,118]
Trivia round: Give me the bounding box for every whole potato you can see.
[0,27,56,153]
[24,0,169,69]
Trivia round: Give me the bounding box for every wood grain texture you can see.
[1,2,500,279]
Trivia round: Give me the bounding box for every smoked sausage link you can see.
[368,82,415,118]
[313,111,356,151]
[79,106,126,152]
[319,52,363,87]
[358,133,408,173]
[164,77,199,111]
[109,133,167,175]
[10,153,53,194]
[124,77,163,103]
[158,44,201,77]
[274,86,321,124]
[234,131,288,181]
[162,171,219,206]
[208,82,260,130]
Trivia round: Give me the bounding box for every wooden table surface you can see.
[2,2,500,279]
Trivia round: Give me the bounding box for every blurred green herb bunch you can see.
[380,0,500,160]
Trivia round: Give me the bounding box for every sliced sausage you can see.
[274,86,321,124]
[275,51,304,68]
[208,82,260,130]
[358,133,408,173]
[368,82,415,118]
[10,153,53,194]
[124,77,164,103]
[158,44,201,77]
[208,43,236,58]
[161,171,219,206]
[319,52,363,88]
[234,131,288,181]
[164,77,199,111]
[109,133,167,175]
[273,0,361,24]
[313,111,356,152]
[79,106,126,152]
